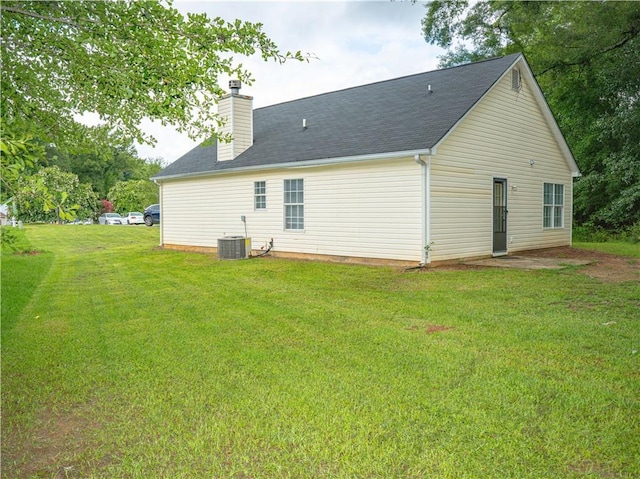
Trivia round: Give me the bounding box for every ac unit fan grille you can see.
[218,236,250,259]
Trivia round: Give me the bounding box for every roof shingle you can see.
[154,54,521,179]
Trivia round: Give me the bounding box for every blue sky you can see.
[136,1,444,163]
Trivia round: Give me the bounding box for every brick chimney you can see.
[217,80,253,162]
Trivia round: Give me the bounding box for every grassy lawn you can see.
[573,241,640,258]
[2,225,639,478]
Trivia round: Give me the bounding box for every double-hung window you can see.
[254,181,266,210]
[284,179,304,230]
[543,183,564,228]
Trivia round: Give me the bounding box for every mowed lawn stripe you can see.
[2,225,638,478]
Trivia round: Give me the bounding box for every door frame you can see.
[492,177,508,256]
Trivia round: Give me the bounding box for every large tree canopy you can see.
[1,0,303,223]
[1,0,304,151]
[46,142,162,199]
[422,1,640,230]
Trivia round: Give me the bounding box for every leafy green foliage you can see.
[108,179,158,214]
[1,0,306,151]
[574,222,640,245]
[47,143,162,198]
[0,122,44,203]
[421,1,640,230]
[15,166,98,223]
[0,227,30,254]
[1,1,303,226]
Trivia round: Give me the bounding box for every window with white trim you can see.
[284,179,304,230]
[254,181,266,210]
[543,183,564,228]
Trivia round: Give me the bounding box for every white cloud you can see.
[136,1,444,164]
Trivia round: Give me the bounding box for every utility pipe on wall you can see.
[414,152,432,265]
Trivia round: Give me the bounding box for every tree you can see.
[47,141,162,198]
[15,166,98,223]
[108,180,159,214]
[421,1,640,230]
[1,0,305,152]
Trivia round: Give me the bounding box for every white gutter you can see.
[152,148,432,182]
[414,152,433,265]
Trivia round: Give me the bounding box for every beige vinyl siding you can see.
[230,96,253,156]
[216,99,232,162]
[430,66,573,261]
[217,95,253,161]
[161,157,423,262]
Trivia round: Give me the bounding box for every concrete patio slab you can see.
[464,256,594,270]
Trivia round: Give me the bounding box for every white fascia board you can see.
[152,148,432,182]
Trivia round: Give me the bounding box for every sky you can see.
[135,1,445,164]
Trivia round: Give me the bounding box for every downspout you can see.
[414,152,432,265]
[426,153,432,264]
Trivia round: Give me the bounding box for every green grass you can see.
[2,225,639,478]
[574,241,640,258]
[1,229,53,335]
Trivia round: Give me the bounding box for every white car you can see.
[121,212,144,225]
[98,213,122,225]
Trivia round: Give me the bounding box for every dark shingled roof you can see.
[154,54,521,179]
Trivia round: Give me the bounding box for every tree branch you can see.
[539,25,639,76]
[0,4,97,27]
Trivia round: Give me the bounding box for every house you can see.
[152,53,580,266]
[0,203,10,226]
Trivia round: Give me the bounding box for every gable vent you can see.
[511,68,521,91]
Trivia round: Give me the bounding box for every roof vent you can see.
[229,79,242,95]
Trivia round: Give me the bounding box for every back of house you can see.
[152,54,579,266]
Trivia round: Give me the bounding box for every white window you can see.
[543,183,564,228]
[254,181,266,210]
[284,179,304,230]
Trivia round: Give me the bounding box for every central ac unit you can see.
[217,236,251,260]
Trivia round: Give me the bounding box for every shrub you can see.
[573,222,640,243]
[572,223,611,243]
[620,222,640,244]
[1,227,35,254]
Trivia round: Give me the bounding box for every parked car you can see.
[144,204,160,226]
[98,213,122,225]
[121,212,144,225]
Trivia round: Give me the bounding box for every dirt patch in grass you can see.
[11,249,41,256]
[2,406,104,478]
[406,324,454,334]
[519,246,640,283]
[568,459,619,479]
